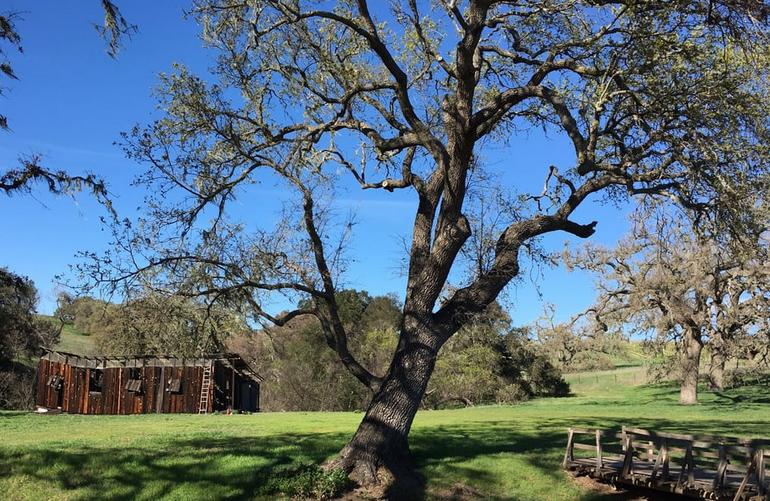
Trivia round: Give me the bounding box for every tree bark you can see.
[708,348,726,391]
[679,328,703,405]
[328,321,442,494]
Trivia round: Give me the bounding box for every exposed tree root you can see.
[324,444,425,500]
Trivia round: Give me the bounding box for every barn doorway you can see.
[238,381,259,412]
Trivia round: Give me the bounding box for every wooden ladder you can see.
[198,363,213,414]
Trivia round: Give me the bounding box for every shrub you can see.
[495,383,530,404]
[315,468,350,499]
[263,462,350,499]
[724,368,770,389]
[0,366,36,410]
[528,358,570,396]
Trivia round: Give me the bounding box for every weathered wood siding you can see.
[35,359,214,414]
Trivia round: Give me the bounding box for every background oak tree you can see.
[575,209,770,404]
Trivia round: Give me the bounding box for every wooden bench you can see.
[563,426,769,500]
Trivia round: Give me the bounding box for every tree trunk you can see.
[328,323,441,495]
[679,328,703,405]
[708,348,726,391]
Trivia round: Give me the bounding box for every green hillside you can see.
[37,316,98,356]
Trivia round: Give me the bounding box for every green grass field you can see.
[2,366,769,500]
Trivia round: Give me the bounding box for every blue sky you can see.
[0,1,631,326]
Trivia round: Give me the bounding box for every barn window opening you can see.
[125,367,143,393]
[47,375,63,390]
[89,369,104,393]
[168,378,182,393]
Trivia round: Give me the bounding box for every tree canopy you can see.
[0,2,131,207]
[72,0,770,488]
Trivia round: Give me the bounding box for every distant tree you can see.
[576,211,770,404]
[55,295,109,337]
[0,268,59,367]
[0,267,59,408]
[77,0,770,486]
[231,290,401,411]
[426,304,568,408]
[533,307,624,372]
[57,293,246,356]
[93,293,245,356]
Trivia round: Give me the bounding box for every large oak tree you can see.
[79,0,770,490]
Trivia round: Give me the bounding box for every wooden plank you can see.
[173,367,183,413]
[650,438,668,484]
[81,368,88,414]
[569,428,597,434]
[103,368,112,414]
[75,366,82,413]
[63,363,70,412]
[35,360,45,407]
[182,367,188,412]
[563,429,575,468]
[733,459,754,501]
[596,429,603,470]
[168,367,178,413]
[156,366,166,414]
[188,366,195,412]
[117,367,122,414]
[756,449,766,496]
[621,431,633,478]
[112,367,120,414]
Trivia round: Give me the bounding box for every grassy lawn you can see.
[2,373,769,500]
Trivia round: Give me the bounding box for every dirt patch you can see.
[338,486,382,500]
[570,474,687,500]
[572,474,645,500]
[430,482,483,500]
[340,481,481,500]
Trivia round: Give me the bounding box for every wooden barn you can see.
[35,350,261,415]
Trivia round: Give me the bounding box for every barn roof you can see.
[40,350,263,383]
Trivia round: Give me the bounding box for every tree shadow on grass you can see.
[710,386,770,407]
[569,380,770,413]
[2,410,769,500]
[1,420,592,500]
[0,410,30,418]
[0,432,349,500]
